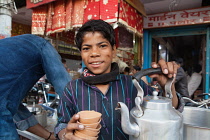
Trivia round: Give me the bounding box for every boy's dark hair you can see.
[75,19,116,50]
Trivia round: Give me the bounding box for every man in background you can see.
[62,58,70,72]
[188,64,202,98]
[174,58,189,97]
[77,62,83,74]
[112,53,128,73]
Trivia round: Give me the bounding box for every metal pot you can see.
[27,104,47,127]
[182,106,210,140]
[116,68,183,140]
[35,110,47,127]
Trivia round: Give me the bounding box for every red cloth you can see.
[46,3,53,35]
[119,0,143,35]
[84,0,118,23]
[31,0,143,36]
[84,0,143,35]
[65,0,73,30]
[31,5,48,35]
[52,0,66,33]
[71,0,85,28]
[83,0,100,23]
[100,0,118,23]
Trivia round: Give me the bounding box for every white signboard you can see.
[144,6,210,29]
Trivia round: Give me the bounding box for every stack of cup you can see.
[75,110,102,140]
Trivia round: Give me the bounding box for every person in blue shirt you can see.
[0,34,71,140]
[55,19,184,140]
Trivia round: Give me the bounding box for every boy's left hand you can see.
[150,59,178,87]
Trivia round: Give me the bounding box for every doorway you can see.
[152,35,205,98]
[152,35,205,75]
[143,25,210,96]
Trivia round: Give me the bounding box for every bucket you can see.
[35,110,47,127]
[27,105,48,127]
[182,106,210,140]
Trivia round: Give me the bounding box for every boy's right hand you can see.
[62,114,85,140]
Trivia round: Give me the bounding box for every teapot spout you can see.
[116,102,140,137]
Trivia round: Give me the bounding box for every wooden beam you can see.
[124,0,147,16]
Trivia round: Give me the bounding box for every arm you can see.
[37,38,72,97]
[13,103,38,130]
[27,124,55,140]
[150,59,179,109]
[171,84,179,108]
[55,84,85,140]
[14,103,56,139]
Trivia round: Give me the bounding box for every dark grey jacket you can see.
[175,67,189,97]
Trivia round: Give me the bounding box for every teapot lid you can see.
[142,91,172,110]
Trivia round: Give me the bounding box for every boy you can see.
[55,19,184,140]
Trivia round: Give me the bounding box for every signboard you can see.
[26,0,55,9]
[144,6,210,29]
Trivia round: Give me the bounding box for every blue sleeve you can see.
[13,103,38,130]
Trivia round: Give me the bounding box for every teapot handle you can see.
[133,67,162,81]
[133,67,174,99]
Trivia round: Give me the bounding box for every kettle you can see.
[116,68,183,140]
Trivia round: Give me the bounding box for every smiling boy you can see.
[55,19,184,140]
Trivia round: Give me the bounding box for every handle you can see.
[133,67,174,99]
[133,67,162,81]
[132,67,163,101]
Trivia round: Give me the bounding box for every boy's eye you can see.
[100,44,107,48]
[82,47,89,51]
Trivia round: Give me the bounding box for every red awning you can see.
[31,0,144,36]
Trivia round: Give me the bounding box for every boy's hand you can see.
[150,59,178,87]
[62,114,86,140]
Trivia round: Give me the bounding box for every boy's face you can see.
[81,31,116,75]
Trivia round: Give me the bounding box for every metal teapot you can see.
[116,68,183,140]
